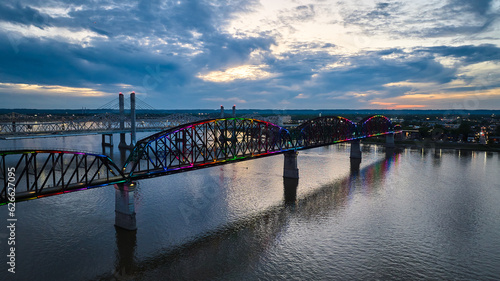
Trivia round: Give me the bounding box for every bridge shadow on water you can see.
[96,148,401,280]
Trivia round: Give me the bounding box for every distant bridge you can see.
[0,92,200,142]
[1,115,400,205]
[0,112,199,139]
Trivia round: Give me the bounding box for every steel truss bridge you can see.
[0,115,401,204]
[0,113,201,139]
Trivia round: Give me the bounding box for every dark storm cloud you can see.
[0,31,180,87]
[447,0,493,15]
[194,33,275,69]
[0,0,273,92]
[248,47,459,103]
[419,44,500,63]
[311,54,455,97]
[171,40,497,107]
[0,1,52,28]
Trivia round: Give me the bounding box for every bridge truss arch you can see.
[124,118,294,178]
[359,115,394,137]
[293,116,357,148]
[0,150,125,202]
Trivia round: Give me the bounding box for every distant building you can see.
[403,130,421,140]
[467,134,476,143]
[489,136,500,144]
[444,123,460,129]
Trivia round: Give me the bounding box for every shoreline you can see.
[362,139,500,152]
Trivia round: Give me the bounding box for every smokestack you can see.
[220,105,224,118]
[232,105,236,118]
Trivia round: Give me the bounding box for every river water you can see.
[1,133,500,280]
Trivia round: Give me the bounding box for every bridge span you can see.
[1,115,401,229]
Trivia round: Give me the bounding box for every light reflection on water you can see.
[0,134,499,280]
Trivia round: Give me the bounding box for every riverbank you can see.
[362,138,500,152]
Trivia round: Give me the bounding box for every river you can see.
[1,133,499,280]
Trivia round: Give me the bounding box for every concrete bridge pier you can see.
[102,133,114,147]
[386,133,395,148]
[283,150,299,179]
[115,182,137,231]
[118,135,128,149]
[350,140,362,159]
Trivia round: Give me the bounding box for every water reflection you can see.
[97,151,401,280]
[283,178,299,205]
[114,228,137,279]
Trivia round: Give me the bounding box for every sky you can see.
[0,0,499,110]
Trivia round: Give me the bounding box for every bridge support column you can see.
[115,182,137,231]
[102,133,113,147]
[350,139,362,159]
[283,150,299,179]
[118,135,127,148]
[386,133,395,148]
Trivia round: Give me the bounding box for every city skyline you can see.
[1,0,499,109]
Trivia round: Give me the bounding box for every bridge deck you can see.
[13,176,125,202]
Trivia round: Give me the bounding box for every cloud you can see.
[294,93,309,99]
[0,82,110,97]
[0,0,499,109]
[340,0,497,39]
[419,44,500,64]
[0,2,53,29]
[202,97,247,104]
[197,64,276,82]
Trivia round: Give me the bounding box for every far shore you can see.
[362,138,500,152]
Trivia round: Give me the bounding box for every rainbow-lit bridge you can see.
[1,115,400,229]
